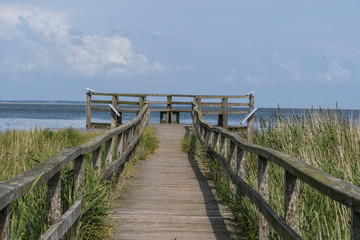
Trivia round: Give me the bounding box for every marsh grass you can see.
[183,108,360,239]
[1,126,159,239]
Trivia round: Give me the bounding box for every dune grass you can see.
[1,126,159,240]
[183,108,360,239]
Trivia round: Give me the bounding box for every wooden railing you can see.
[0,104,150,240]
[86,92,255,141]
[191,101,360,239]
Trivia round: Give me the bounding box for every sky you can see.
[0,1,359,109]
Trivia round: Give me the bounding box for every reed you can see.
[0,127,99,181]
[184,108,360,239]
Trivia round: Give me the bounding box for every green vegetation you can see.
[1,126,159,239]
[0,127,99,181]
[183,108,360,239]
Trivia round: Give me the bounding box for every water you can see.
[0,101,359,131]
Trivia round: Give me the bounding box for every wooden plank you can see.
[171,101,192,105]
[118,101,139,105]
[110,124,235,239]
[258,156,269,239]
[40,198,83,240]
[90,122,111,129]
[284,170,299,234]
[201,102,222,107]
[91,100,112,104]
[145,101,168,105]
[117,108,139,113]
[247,93,255,143]
[86,93,92,130]
[47,172,62,226]
[92,92,247,98]
[0,204,10,240]
[0,148,80,211]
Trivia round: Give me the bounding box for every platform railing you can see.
[86,92,255,141]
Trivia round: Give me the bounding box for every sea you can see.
[0,101,359,131]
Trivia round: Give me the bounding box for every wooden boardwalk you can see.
[110,124,235,240]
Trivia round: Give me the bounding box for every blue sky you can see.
[0,1,359,109]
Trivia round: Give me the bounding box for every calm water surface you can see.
[0,102,359,131]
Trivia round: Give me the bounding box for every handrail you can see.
[191,101,360,239]
[0,104,150,240]
[86,92,255,141]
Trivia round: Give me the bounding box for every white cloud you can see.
[175,64,195,71]
[274,52,351,83]
[219,69,238,83]
[328,61,351,79]
[151,30,164,38]
[0,4,165,77]
[244,76,274,83]
[279,59,303,80]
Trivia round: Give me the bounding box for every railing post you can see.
[222,98,228,129]
[0,205,10,240]
[111,95,118,129]
[213,132,220,151]
[229,141,237,197]
[258,155,269,239]
[229,143,246,198]
[92,146,102,173]
[351,210,360,239]
[117,133,124,157]
[220,135,228,159]
[74,155,85,198]
[105,139,114,167]
[167,96,172,123]
[139,96,146,109]
[284,170,299,234]
[86,92,92,130]
[247,93,255,143]
[195,97,201,111]
[47,172,62,226]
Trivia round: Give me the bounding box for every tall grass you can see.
[1,126,159,239]
[0,127,99,181]
[184,108,360,239]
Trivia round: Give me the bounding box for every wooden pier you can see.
[110,124,235,239]
[1,93,360,240]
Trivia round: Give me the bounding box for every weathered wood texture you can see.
[110,124,235,240]
[192,101,360,239]
[87,92,254,133]
[0,104,150,240]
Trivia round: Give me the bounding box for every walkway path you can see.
[110,124,235,239]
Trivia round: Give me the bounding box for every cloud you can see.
[0,4,165,77]
[175,64,195,71]
[151,30,164,38]
[219,69,238,83]
[244,76,274,83]
[274,52,351,82]
[279,59,303,80]
[328,61,350,79]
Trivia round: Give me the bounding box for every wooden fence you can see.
[191,101,360,239]
[86,92,255,141]
[0,104,150,240]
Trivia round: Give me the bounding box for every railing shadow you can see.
[184,126,232,240]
